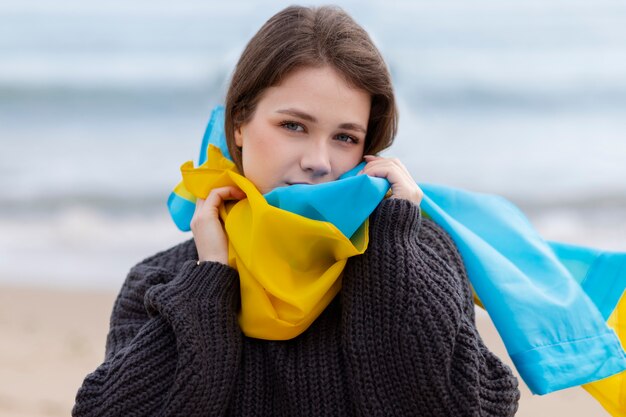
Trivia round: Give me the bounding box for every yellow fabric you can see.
[583,293,626,417]
[178,145,368,340]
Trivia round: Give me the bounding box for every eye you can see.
[335,133,360,145]
[280,121,305,132]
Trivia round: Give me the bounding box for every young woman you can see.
[73,5,520,416]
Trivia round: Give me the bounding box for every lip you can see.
[286,181,313,186]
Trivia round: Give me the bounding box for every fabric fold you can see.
[419,184,626,396]
[176,144,375,340]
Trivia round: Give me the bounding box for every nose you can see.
[300,139,332,179]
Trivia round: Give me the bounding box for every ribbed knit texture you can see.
[73,198,520,416]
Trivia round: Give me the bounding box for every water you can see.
[1,0,625,290]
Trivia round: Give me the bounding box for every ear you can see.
[234,125,244,147]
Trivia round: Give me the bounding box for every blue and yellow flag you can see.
[168,106,626,415]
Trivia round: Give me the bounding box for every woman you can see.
[73,5,520,416]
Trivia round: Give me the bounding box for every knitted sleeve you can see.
[341,198,520,417]
[72,241,242,417]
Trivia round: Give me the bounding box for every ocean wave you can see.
[1,187,625,217]
[409,85,626,111]
[0,193,168,216]
[1,191,624,290]
[3,83,626,115]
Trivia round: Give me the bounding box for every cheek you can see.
[337,148,365,171]
[246,136,283,171]
[242,125,272,160]
[253,122,280,148]
[257,135,278,153]
[248,126,297,163]
[240,127,291,187]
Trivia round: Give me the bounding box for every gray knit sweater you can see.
[73,198,520,416]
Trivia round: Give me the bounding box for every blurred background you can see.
[0,0,624,416]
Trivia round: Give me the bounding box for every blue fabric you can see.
[550,241,626,320]
[167,106,232,233]
[264,163,389,238]
[198,105,231,164]
[419,185,626,394]
[167,192,196,232]
[168,105,626,395]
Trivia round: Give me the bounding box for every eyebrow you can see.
[276,108,367,134]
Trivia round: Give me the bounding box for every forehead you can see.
[255,66,371,124]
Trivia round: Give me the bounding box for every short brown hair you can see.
[224,5,398,173]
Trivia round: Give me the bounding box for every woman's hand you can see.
[360,155,423,205]
[190,186,246,265]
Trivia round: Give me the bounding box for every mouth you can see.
[286,181,313,186]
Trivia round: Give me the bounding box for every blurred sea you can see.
[1,0,625,290]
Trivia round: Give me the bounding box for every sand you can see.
[0,284,611,417]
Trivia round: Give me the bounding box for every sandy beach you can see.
[0,283,611,417]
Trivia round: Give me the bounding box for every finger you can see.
[191,197,204,222]
[365,158,413,180]
[222,187,246,200]
[205,186,246,208]
[361,164,393,180]
[361,159,397,176]
[361,158,416,188]
[366,156,410,175]
[364,164,416,188]
[193,187,239,227]
[363,154,382,161]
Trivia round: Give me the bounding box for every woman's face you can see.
[234,66,370,194]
